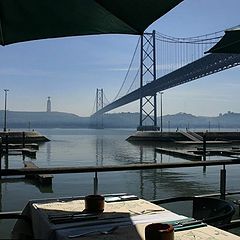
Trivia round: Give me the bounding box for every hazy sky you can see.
[0,0,239,117]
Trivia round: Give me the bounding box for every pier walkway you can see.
[179,130,200,142]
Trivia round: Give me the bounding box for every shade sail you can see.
[207,26,240,54]
[0,0,183,45]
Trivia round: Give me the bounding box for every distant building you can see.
[47,97,51,112]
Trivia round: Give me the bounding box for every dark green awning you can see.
[0,0,183,45]
[207,26,240,54]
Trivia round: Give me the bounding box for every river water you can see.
[1,128,240,238]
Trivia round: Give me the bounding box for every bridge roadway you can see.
[92,53,240,116]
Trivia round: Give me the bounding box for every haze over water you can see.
[1,128,240,238]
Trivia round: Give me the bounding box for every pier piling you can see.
[203,133,206,161]
[22,132,25,148]
[5,134,8,154]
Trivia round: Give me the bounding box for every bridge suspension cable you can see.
[91,96,96,115]
[113,36,141,101]
[114,34,157,101]
[112,29,225,103]
[103,92,110,106]
[126,68,139,94]
[94,28,232,115]
[155,30,224,77]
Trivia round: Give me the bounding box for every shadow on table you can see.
[13,209,143,240]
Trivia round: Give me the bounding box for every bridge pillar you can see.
[138,31,159,131]
[91,88,104,129]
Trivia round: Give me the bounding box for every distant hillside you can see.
[0,111,88,128]
[0,110,240,129]
[103,111,240,129]
[163,111,240,129]
[103,112,140,128]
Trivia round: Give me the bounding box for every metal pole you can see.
[139,35,143,128]
[3,89,9,132]
[220,165,226,200]
[94,172,98,195]
[0,138,1,179]
[160,92,163,133]
[101,89,103,128]
[153,30,157,127]
[22,132,25,148]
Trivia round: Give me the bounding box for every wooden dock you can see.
[3,148,37,158]
[155,148,202,161]
[22,148,37,158]
[190,149,240,158]
[5,143,39,150]
[24,161,53,185]
[174,140,231,145]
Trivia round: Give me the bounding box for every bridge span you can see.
[92,53,240,116]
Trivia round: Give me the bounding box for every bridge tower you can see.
[137,31,159,131]
[95,88,104,129]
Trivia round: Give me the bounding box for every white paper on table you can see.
[130,211,187,225]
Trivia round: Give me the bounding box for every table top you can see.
[12,194,240,240]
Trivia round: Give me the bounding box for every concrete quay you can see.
[127,131,240,143]
[0,131,49,143]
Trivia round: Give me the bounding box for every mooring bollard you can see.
[220,165,226,200]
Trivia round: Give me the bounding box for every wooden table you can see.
[12,194,240,240]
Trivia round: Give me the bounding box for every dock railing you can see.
[1,158,240,199]
[2,158,240,226]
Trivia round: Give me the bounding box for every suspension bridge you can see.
[91,29,240,130]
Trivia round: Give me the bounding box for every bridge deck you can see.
[93,53,240,116]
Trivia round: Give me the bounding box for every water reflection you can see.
[94,135,104,194]
[128,140,219,199]
[1,130,239,214]
[46,142,51,163]
[0,177,2,213]
[4,155,9,170]
[2,129,240,239]
[0,177,53,194]
[139,145,158,199]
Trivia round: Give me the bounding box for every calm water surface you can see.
[1,128,240,238]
